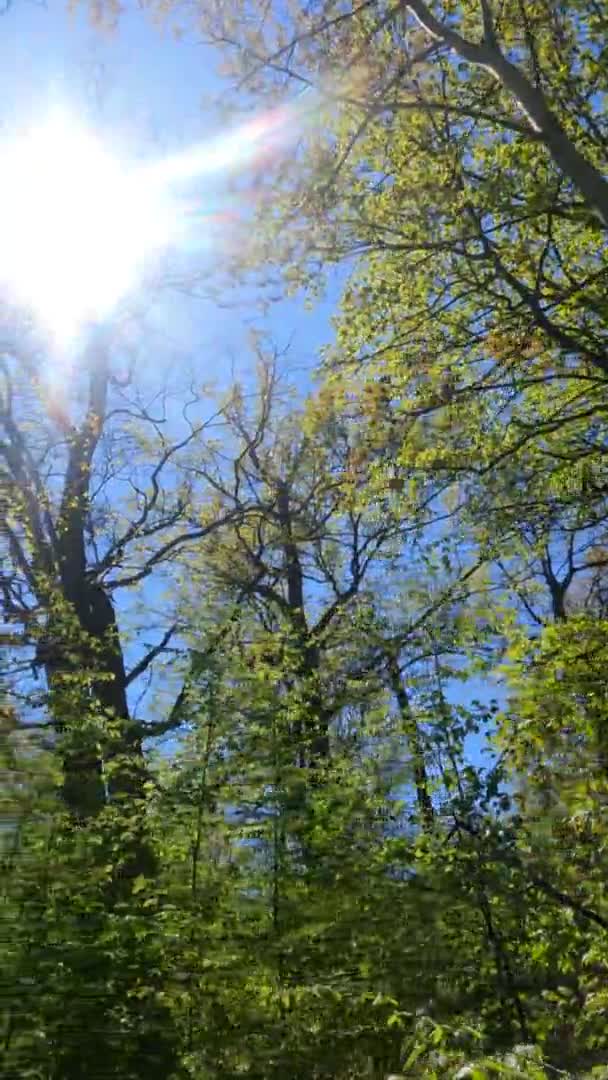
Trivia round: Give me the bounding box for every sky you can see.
[0,0,340,380]
[1,0,498,772]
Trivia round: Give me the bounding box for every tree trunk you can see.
[387,655,434,828]
[276,481,330,765]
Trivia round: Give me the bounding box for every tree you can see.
[0,316,264,1078]
[168,0,607,518]
[176,361,405,761]
[2,320,256,822]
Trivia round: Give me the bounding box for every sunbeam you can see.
[0,97,316,342]
[0,110,172,342]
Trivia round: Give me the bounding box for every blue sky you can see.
[1,0,340,381]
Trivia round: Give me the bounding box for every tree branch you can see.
[125,623,178,687]
[405,0,608,226]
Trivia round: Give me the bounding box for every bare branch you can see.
[125,623,178,687]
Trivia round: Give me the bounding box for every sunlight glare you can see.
[0,110,172,341]
[0,96,316,341]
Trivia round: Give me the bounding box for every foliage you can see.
[4,0,608,1076]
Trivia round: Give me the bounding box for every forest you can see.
[2,1,608,1077]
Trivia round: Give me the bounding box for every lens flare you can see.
[0,95,317,341]
[0,111,174,341]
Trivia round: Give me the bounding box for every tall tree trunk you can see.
[386,655,434,828]
[277,481,330,764]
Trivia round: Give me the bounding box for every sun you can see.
[0,110,172,341]
[0,99,313,342]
